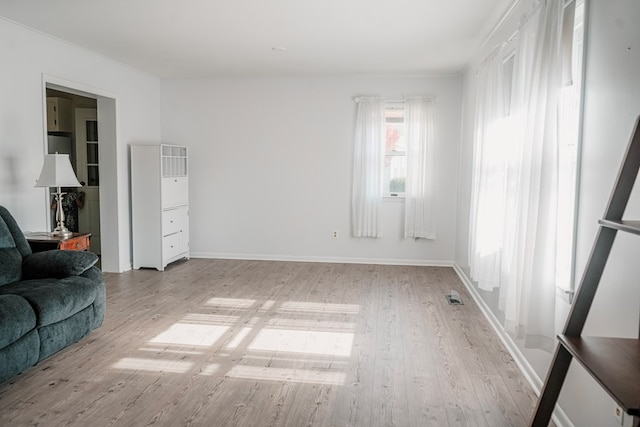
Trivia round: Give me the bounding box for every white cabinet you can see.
[46,97,73,132]
[131,144,189,271]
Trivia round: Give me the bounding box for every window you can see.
[85,119,99,186]
[383,102,406,197]
[352,96,435,238]
[555,0,584,292]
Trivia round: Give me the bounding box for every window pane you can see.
[386,109,406,152]
[86,120,98,142]
[384,104,406,195]
[87,142,98,164]
[88,165,99,186]
[384,155,406,194]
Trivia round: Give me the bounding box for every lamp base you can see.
[51,188,74,238]
[51,227,73,237]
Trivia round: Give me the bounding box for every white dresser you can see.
[131,144,189,271]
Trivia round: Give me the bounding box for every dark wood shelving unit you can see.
[598,219,640,236]
[530,117,640,427]
[558,335,640,416]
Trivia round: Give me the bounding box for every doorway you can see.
[45,89,101,256]
[43,76,121,272]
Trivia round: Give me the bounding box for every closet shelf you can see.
[558,335,640,416]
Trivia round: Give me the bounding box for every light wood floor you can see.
[0,259,543,426]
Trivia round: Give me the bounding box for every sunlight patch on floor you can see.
[226,365,346,385]
[138,347,204,355]
[199,363,221,376]
[113,297,360,383]
[226,327,253,349]
[205,297,256,308]
[241,354,351,366]
[112,357,193,374]
[149,323,229,347]
[248,329,354,356]
[181,313,240,325]
[266,318,356,332]
[278,301,360,315]
[259,300,276,310]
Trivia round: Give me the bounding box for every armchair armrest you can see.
[22,250,99,280]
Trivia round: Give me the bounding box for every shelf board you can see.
[559,335,640,415]
[599,219,640,235]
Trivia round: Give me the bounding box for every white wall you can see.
[456,1,640,426]
[563,1,640,425]
[161,75,461,264]
[0,18,161,272]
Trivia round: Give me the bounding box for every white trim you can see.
[191,252,453,267]
[43,74,118,101]
[41,74,124,273]
[1,16,157,79]
[383,194,406,200]
[452,263,574,427]
[479,0,523,53]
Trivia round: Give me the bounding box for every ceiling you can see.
[0,0,515,78]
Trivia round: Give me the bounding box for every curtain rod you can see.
[476,0,546,75]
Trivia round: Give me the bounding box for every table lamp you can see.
[35,153,81,237]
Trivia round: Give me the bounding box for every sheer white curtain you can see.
[404,97,436,239]
[352,97,385,237]
[469,0,565,351]
[468,49,510,290]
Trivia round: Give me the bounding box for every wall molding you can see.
[191,252,454,267]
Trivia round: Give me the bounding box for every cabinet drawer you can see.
[59,236,90,251]
[163,233,181,260]
[162,177,188,207]
[162,208,183,236]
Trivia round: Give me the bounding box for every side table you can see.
[24,232,91,252]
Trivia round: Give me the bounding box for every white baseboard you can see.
[452,263,574,427]
[190,252,454,267]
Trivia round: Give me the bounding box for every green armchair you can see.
[0,205,105,383]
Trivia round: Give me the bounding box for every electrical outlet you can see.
[614,404,624,425]
[332,230,339,239]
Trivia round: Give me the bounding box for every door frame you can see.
[42,74,123,272]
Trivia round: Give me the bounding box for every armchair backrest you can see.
[0,206,32,286]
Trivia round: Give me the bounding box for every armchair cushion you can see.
[0,217,22,286]
[0,248,22,286]
[22,250,98,280]
[0,219,15,249]
[0,276,102,327]
[0,295,36,348]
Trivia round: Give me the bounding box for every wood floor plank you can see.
[0,260,542,426]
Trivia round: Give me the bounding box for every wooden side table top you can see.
[24,232,91,251]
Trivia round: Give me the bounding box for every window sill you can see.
[383,195,405,202]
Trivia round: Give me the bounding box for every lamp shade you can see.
[35,153,81,188]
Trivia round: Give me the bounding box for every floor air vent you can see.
[446,290,463,305]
